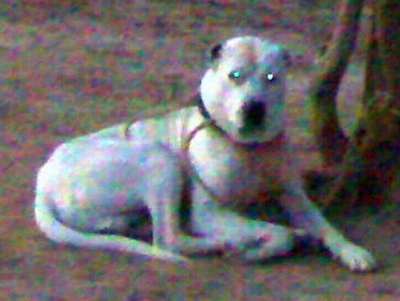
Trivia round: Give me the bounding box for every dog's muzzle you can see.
[241,101,266,130]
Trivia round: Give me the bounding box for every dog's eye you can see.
[229,70,243,80]
[266,72,275,82]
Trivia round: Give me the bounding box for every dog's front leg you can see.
[280,179,376,272]
[191,184,295,261]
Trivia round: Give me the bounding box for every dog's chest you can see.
[190,132,289,205]
[224,154,285,204]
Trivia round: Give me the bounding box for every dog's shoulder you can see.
[126,106,207,152]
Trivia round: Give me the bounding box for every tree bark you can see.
[308,0,365,166]
[324,0,400,210]
[376,1,400,103]
[357,0,400,204]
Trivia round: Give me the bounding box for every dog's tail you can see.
[34,188,187,263]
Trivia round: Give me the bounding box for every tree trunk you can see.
[308,0,365,166]
[324,0,400,210]
[357,0,400,204]
[376,1,400,103]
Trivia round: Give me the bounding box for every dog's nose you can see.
[242,101,266,127]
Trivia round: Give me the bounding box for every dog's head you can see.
[200,36,290,144]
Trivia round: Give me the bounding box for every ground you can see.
[0,1,399,300]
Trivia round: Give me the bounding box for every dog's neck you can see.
[197,92,212,120]
[196,93,285,151]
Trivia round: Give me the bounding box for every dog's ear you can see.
[209,43,223,62]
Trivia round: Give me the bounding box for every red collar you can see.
[235,132,286,151]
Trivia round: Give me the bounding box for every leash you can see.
[122,114,222,208]
[181,119,214,153]
[180,118,226,204]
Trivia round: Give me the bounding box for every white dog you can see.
[34,36,376,272]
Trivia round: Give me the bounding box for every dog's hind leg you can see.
[147,156,230,256]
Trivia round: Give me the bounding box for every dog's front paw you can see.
[333,243,377,272]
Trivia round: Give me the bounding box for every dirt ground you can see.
[0,1,399,300]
